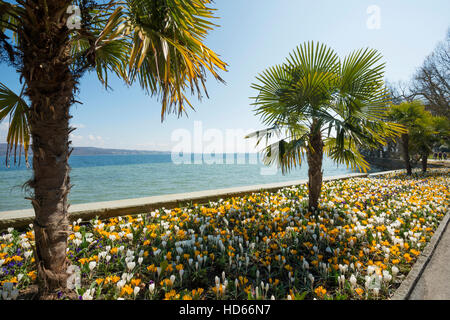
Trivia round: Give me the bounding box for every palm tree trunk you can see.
[19,0,75,299]
[306,120,324,213]
[421,153,428,172]
[401,134,412,175]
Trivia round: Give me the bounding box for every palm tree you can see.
[402,107,449,172]
[0,0,226,298]
[431,116,450,157]
[247,42,404,212]
[388,101,432,174]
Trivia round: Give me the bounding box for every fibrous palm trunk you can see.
[19,0,75,299]
[306,120,324,213]
[401,133,412,175]
[421,153,428,172]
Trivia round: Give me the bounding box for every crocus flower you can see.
[349,274,357,287]
[127,262,136,271]
[89,261,97,271]
[149,283,155,294]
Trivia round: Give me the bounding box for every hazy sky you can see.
[1,0,449,152]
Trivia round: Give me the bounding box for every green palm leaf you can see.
[124,0,227,120]
[69,0,226,119]
[0,82,30,165]
[324,137,370,172]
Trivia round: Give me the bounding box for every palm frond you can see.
[0,1,21,63]
[125,0,227,120]
[260,133,309,174]
[0,82,30,166]
[324,137,370,172]
[68,0,226,120]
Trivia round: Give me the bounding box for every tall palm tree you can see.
[247,42,404,212]
[0,0,226,298]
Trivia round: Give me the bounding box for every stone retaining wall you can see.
[0,171,400,231]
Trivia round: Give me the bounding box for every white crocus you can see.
[308,273,314,287]
[117,279,126,289]
[349,274,357,287]
[392,266,399,277]
[373,287,379,298]
[89,261,97,271]
[126,261,136,271]
[82,288,94,300]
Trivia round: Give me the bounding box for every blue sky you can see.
[1,0,449,152]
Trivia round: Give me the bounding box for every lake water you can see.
[0,154,381,211]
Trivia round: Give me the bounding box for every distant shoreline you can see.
[1,143,265,157]
[0,143,170,156]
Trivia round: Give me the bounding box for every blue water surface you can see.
[0,154,381,211]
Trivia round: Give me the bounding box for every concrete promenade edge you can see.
[0,171,396,231]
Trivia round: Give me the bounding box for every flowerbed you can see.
[1,169,449,300]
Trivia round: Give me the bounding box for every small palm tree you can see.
[431,116,450,157]
[391,101,449,172]
[0,0,226,298]
[388,101,433,174]
[247,42,404,212]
